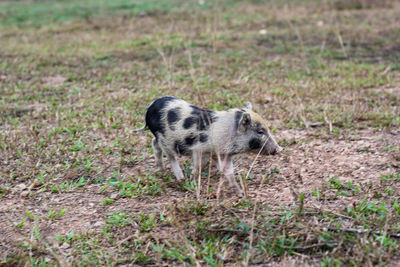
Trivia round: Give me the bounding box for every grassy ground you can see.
[1,0,400,266]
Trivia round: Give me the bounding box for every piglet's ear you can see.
[239,112,251,131]
[244,102,252,110]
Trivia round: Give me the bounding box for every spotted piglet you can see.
[136,96,282,197]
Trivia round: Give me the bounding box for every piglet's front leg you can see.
[219,155,244,198]
[166,153,185,182]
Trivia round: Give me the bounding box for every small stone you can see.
[60,242,70,249]
[259,29,267,35]
[110,193,119,199]
[93,221,104,228]
[20,191,29,197]
[14,183,27,192]
[349,136,361,141]
[28,179,42,190]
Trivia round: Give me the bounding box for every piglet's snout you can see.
[268,145,282,155]
[274,145,283,154]
[262,144,282,155]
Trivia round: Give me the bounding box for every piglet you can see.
[135,96,282,197]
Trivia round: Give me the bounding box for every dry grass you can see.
[1,0,400,266]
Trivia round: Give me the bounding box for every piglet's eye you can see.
[257,129,265,135]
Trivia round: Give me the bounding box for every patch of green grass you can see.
[135,212,158,232]
[47,208,67,220]
[99,198,114,206]
[381,173,400,184]
[326,177,360,196]
[0,0,177,26]
[0,0,247,27]
[69,233,118,266]
[51,177,89,193]
[102,172,163,198]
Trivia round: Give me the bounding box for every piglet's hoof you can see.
[235,190,245,198]
[169,179,185,188]
[175,177,185,183]
[170,178,182,184]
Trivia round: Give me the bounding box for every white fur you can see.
[147,98,282,197]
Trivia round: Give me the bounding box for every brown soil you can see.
[1,126,399,263]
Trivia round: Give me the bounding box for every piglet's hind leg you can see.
[152,138,164,171]
[166,153,185,182]
[219,155,244,198]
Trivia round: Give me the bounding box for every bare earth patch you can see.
[1,127,399,264]
[42,75,68,88]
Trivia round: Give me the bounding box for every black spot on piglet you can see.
[167,108,181,131]
[190,105,216,130]
[249,138,262,150]
[199,133,208,143]
[174,140,189,155]
[183,117,197,129]
[146,96,177,136]
[185,135,197,146]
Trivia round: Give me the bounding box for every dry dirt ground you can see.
[1,0,400,265]
[1,126,400,265]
